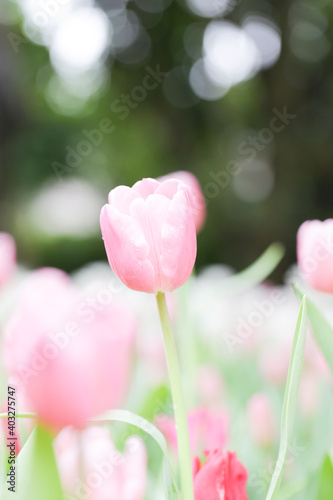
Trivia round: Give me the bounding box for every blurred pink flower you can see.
[297,219,333,293]
[195,365,226,405]
[246,393,276,446]
[308,336,331,382]
[100,178,197,293]
[259,345,290,385]
[55,426,147,500]
[156,407,228,455]
[2,268,136,433]
[193,450,248,500]
[299,371,320,418]
[0,233,16,289]
[138,335,167,384]
[158,171,206,232]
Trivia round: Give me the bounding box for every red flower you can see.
[193,450,248,500]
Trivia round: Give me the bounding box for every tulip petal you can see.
[101,204,155,292]
[121,437,148,500]
[132,178,159,199]
[161,189,197,290]
[297,219,333,293]
[155,179,182,200]
[130,194,171,291]
[108,185,141,214]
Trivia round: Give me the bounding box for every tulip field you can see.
[1,175,333,500]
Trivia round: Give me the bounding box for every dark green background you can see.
[1,0,332,281]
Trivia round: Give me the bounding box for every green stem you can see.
[156,292,194,500]
[177,279,197,408]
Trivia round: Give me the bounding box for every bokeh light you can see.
[186,0,236,18]
[50,7,111,74]
[25,179,104,238]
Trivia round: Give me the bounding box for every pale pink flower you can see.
[100,178,197,293]
[297,219,333,293]
[246,393,276,446]
[195,366,226,406]
[0,233,16,289]
[299,371,320,418]
[55,426,147,500]
[158,171,206,231]
[156,407,228,455]
[2,268,136,433]
[259,345,290,385]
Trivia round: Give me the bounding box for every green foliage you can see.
[0,425,63,500]
[266,297,307,500]
[294,285,333,376]
[219,242,285,296]
[316,455,333,500]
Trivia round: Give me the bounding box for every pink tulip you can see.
[2,268,136,433]
[193,450,248,500]
[138,335,167,385]
[246,393,276,446]
[259,345,290,385]
[100,178,197,293]
[55,426,147,500]
[0,233,16,289]
[156,408,228,455]
[299,371,320,418]
[158,171,206,231]
[195,365,226,405]
[297,219,333,293]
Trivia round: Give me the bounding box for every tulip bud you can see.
[297,219,333,293]
[55,426,147,500]
[100,178,197,293]
[247,393,276,446]
[0,233,16,289]
[193,450,248,500]
[157,408,228,456]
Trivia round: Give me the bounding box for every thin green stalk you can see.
[156,292,194,500]
[177,279,197,408]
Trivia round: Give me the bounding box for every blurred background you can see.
[0,0,333,279]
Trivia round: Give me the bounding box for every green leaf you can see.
[92,409,180,499]
[277,479,307,500]
[0,424,63,500]
[162,459,179,500]
[0,414,36,419]
[317,455,333,500]
[294,284,333,376]
[220,243,285,296]
[266,297,307,500]
[138,384,171,423]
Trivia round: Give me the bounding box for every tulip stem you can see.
[156,292,194,500]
